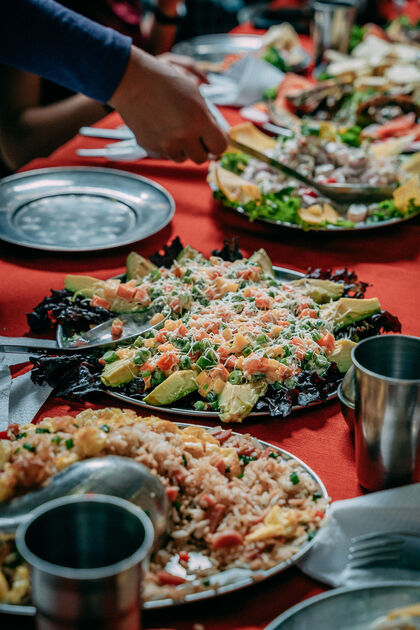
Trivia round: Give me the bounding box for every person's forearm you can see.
[0,0,131,103]
[0,95,107,170]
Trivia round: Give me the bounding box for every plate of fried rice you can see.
[0,407,328,615]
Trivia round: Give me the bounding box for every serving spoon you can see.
[0,304,170,356]
[228,137,396,205]
[0,456,169,544]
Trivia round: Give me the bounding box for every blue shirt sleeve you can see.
[0,0,132,103]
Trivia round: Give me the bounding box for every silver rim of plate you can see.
[0,422,329,616]
[56,265,338,417]
[172,33,311,73]
[0,167,175,252]
[265,581,420,629]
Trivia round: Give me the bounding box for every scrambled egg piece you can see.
[246,506,302,542]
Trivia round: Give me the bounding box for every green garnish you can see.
[228,370,244,385]
[182,454,188,467]
[263,85,278,101]
[307,530,317,541]
[263,46,287,72]
[100,424,110,433]
[312,492,322,502]
[239,454,257,466]
[290,471,300,485]
[35,427,50,434]
[339,125,362,148]
[102,350,118,364]
[133,348,151,365]
[16,432,26,440]
[150,368,165,387]
[301,122,320,137]
[268,452,279,459]
[65,439,74,450]
[220,152,249,175]
[14,448,20,454]
[179,355,191,370]
[51,436,62,445]
[23,443,35,453]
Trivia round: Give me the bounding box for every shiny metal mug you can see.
[351,335,420,491]
[312,1,357,66]
[17,495,154,630]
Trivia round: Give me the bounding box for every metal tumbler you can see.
[312,1,357,66]
[352,335,420,491]
[16,494,154,630]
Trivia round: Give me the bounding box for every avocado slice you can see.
[143,370,198,405]
[248,248,274,277]
[176,246,206,265]
[328,339,356,373]
[126,252,157,282]
[218,380,268,423]
[320,297,381,330]
[65,275,105,298]
[101,359,140,387]
[289,278,344,304]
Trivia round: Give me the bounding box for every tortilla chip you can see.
[370,135,415,159]
[298,203,339,225]
[229,122,277,152]
[209,164,261,205]
[402,152,420,175]
[393,175,420,212]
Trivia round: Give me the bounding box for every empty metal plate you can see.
[173,34,263,63]
[0,167,175,252]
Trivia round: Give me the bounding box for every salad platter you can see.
[27,238,401,423]
[0,410,329,615]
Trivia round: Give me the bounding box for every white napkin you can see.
[0,354,52,431]
[202,56,285,107]
[298,484,420,587]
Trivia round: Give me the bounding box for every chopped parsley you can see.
[312,492,322,502]
[51,435,62,445]
[289,471,300,485]
[268,451,279,459]
[239,454,257,466]
[65,438,74,450]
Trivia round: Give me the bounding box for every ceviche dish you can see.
[0,408,328,605]
[27,241,400,422]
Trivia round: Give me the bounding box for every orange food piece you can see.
[111,318,123,338]
[156,352,179,371]
[116,283,137,300]
[90,295,111,310]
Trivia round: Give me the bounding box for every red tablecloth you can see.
[2,105,420,629]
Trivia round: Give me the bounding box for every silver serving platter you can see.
[0,423,329,617]
[172,33,311,73]
[56,265,338,418]
[210,183,420,233]
[0,167,175,252]
[266,582,420,629]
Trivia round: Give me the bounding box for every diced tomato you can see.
[211,530,244,549]
[157,570,186,586]
[177,324,188,337]
[204,321,219,334]
[154,330,168,344]
[208,503,226,533]
[173,265,183,277]
[298,308,317,319]
[365,113,416,140]
[291,337,306,361]
[178,552,190,563]
[111,318,123,338]
[166,486,179,502]
[255,296,271,309]
[365,23,387,40]
[317,332,335,354]
[212,429,232,444]
[134,287,150,304]
[209,365,229,382]
[194,329,208,341]
[217,346,230,360]
[315,510,325,519]
[237,444,255,456]
[326,177,337,184]
[90,296,111,310]
[116,283,137,300]
[238,269,253,280]
[173,468,188,485]
[156,352,179,371]
[224,356,237,370]
[169,297,180,310]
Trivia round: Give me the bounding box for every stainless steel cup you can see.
[352,335,420,491]
[312,1,357,66]
[16,494,154,630]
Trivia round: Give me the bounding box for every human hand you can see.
[157,52,209,85]
[109,46,227,163]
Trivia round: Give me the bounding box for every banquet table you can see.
[2,13,420,629]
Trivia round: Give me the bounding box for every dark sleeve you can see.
[0,0,132,103]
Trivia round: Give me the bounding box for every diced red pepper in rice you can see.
[166,486,179,502]
[156,570,186,586]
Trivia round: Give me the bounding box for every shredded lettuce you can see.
[220,152,249,175]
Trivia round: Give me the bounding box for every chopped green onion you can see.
[35,428,50,434]
[228,370,244,385]
[290,471,300,485]
[134,348,151,365]
[100,424,110,433]
[16,432,27,440]
[23,443,35,453]
[312,492,322,502]
[51,436,62,445]
[65,439,74,450]
[193,400,206,411]
[102,350,119,364]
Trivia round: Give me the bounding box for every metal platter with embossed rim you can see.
[0,167,174,252]
[0,423,328,617]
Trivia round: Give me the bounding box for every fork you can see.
[347,532,420,571]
